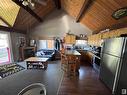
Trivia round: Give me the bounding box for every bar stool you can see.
[18,83,46,95]
[67,55,78,77]
[61,53,68,72]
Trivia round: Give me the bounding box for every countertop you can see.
[76,49,101,59]
[65,50,81,56]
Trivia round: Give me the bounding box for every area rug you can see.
[0,63,25,79]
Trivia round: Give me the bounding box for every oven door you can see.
[93,55,100,73]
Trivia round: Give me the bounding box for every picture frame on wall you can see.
[112,7,127,20]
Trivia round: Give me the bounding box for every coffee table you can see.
[25,57,49,70]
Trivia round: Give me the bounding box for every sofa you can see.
[35,49,55,60]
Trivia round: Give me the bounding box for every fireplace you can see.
[19,47,36,61]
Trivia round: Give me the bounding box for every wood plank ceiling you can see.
[1,0,127,34]
[13,0,55,33]
[61,0,85,19]
[61,0,127,33]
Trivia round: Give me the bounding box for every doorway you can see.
[0,31,12,65]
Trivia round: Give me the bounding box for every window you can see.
[0,33,10,64]
[47,40,54,49]
[37,40,54,50]
[0,34,8,48]
[75,40,87,45]
[75,40,88,49]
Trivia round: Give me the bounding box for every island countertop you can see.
[64,50,81,56]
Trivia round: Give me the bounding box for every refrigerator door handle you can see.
[112,58,123,94]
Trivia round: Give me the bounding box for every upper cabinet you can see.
[88,28,127,46]
[101,28,127,39]
[61,0,85,18]
[88,33,101,46]
[65,34,76,44]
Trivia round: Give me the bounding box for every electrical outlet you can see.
[122,89,127,95]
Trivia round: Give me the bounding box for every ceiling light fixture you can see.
[19,0,47,9]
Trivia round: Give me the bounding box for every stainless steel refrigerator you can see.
[99,37,127,95]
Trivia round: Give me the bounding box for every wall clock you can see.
[112,7,127,20]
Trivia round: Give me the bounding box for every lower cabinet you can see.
[86,51,93,64]
[78,50,87,63]
[78,50,93,64]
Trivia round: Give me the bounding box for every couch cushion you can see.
[35,49,55,58]
[36,51,45,57]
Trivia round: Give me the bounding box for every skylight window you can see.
[0,0,20,26]
[0,19,9,27]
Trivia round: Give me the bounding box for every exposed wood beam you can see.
[53,0,61,9]
[76,0,94,22]
[12,0,43,22]
[0,17,12,27]
[0,25,26,34]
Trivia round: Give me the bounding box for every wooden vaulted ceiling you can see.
[1,0,127,34]
[61,0,127,33]
[80,0,127,33]
[13,0,55,33]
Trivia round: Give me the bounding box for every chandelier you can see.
[19,0,47,9]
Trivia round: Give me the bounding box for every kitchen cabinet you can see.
[116,28,127,36]
[86,51,93,64]
[65,34,76,44]
[88,28,127,46]
[88,33,101,46]
[101,32,109,39]
[102,30,118,39]
[78,50,93,64]
[78,50,87,62]
[101,28,127,39]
